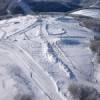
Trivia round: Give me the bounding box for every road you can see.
[7,0,33,14]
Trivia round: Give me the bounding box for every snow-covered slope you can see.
[0,41,66,100]
[71,8,100,19]
[0,12,100,100]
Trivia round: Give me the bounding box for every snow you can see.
[71,9,100,19]
[0,42,65,100]
[0,10,99,100]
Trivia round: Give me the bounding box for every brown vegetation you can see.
[68,83,100,100]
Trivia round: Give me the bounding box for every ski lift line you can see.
[40,17,76,77]
[38,19,67,100]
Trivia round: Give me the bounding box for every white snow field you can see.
[0,9,100,100]
[71,8,100,19]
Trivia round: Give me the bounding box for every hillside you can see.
[0,0,100,15]
[0,0,100,100]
